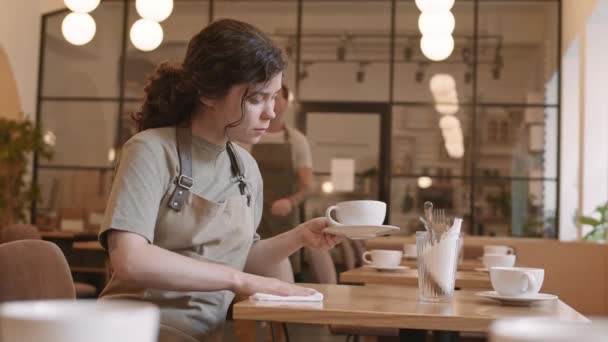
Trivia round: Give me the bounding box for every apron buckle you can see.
[178,175,193,189]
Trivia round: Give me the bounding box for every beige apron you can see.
[251,128,300,273]
[101,128,255,342]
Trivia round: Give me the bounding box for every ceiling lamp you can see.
[62,12,96,46]
[136,0,174,22]
[430,73,456,95]
[415,0,455,12]
[417,176,433,189]
[420,34,454,61]
[418,11,455,36]
[130,19,164,51]
[435,103,459,115]
[439,115,460,130]
[64,0,100,13]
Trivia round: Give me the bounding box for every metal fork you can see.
[433,208,451,241]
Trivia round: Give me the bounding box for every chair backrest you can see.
[0,224,42,244]
[338,240,356,270]
[0,240,75,302]
[304,247,337,284]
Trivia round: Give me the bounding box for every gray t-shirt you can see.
[98,127,263,339]
[99,126,263,248]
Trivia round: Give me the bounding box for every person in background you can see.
[251,84,314,275]
[98,19,339,342]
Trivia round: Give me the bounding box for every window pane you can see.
[474,106,557,179]
[299,1,391,102]
[474,179,557,238]
[477,1,559,105]
[394,0,474,104]
[124,1,209,99]
[42,3,124,97]
[37,168,113,215]
[39,101,118,168]
[392,105,472,177]
[390,177,472,235]
[214,0,299,94]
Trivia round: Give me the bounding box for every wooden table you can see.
[401,258,483,271]
[340,267,492,289]
[73,240,104,251]
[234,284,587,341]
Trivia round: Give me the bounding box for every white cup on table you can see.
[362,249,403,267]
[484,245,514,255]
[0,300,159,342]
[490,267,544,297]
[483,253,516,269]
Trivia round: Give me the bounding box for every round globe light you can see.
[130,19,164,52]
[62,12,96,46]
[64,0,100,13]
[439,115,460,129]
[136,0,174,22]
[415,0,455,12]
[435,103,459,115]
[321,181,334,194]
[420,34,454,61]
[418,11,455,36]
[417,176,433,189]
[430,73,456,94]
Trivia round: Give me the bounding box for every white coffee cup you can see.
[483,253,516,268]
[490,267,544,297]
[403,244,417,257]
[0,300,159,342]
[362,249,403,267]
[484,245,514,255]
[491,317,608,342]
[326,200,386,226]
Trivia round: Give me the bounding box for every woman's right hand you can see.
[233,272,315,297]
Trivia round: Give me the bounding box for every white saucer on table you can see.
[476,291,558,306]
[323,225,400,240]
[474,267,489,273]
[363,264,409,272]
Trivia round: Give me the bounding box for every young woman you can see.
[98,19,340,342]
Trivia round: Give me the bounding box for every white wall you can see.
[560,0,608,240]
[0,0,65,119]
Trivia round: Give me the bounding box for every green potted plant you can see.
[0,116,52,227]
[579,202,608,242]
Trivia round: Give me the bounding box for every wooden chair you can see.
[0,224,41,242]
[1,224,98,299]
[0,240,75,302]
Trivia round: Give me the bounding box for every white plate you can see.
[363,264,409,272]
[323,225,400,240]
[474,267,489,273]
[476,291,558,306]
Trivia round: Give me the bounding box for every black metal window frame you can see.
[33,0,562,238]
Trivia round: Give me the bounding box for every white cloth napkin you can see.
[250,289,323,302]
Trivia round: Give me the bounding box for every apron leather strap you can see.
[169,126,251,211]
[226,141,251,207]
[168,126,193,211]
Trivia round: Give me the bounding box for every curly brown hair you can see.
[132,19,286,131]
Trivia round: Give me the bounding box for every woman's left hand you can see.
[271,198,293,217]
[295,217,343,250]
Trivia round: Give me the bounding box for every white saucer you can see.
[474,267,489,273]
[363,264,409,272]
[476,291,558,306]
[323,225,400,240]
